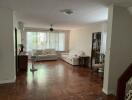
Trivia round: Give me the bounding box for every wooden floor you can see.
[0,60,116,100]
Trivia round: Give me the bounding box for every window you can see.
[26,31,65,51]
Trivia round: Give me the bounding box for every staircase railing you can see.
[116,63,132,100]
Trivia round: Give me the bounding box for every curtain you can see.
[26,31,65,51]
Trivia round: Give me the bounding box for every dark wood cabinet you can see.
[18,55,28,71]
[79,56,90,67]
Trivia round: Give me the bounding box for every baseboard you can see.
[102,88,116,95]
[102,88,109,95]
[0,76,16,84]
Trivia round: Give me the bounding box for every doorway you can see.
[15,28,18,74]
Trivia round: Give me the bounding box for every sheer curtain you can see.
[26,31,65,52]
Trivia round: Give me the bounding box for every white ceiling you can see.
[0,0,132,30]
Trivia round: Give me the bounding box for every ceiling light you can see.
[60,9,74,15]
[49,24,54,32]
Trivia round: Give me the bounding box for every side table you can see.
[79,56,90,67]
[18,55,28,71]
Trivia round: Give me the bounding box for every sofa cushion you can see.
[33,50,43,55]
[33,49,57,55]
[61,52,79,65]
[45,49,56,54]
[42,50,47,55]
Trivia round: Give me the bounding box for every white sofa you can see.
[32,49,58,61]
[61,50,85,65]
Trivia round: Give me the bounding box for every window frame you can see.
[26,30,66,52]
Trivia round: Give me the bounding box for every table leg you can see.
[30,60,37,72]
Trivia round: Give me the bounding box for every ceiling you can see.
[0,0,132,30]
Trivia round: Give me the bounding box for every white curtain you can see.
[26,31,65,51]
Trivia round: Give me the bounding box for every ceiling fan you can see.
[49,24,54,32]
[45,24,56,32]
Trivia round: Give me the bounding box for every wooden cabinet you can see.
[18,55,28,71]
[79,56,90,67]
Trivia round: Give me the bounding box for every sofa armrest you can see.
[61,53,69,55]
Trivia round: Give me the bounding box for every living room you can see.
[0,0,132,100]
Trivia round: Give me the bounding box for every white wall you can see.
[103,5,132,95]
[100,23,107,54]
[17,30,22,44]
[69,22,107,56]
[0,8,16,83]
[13,12,22,44]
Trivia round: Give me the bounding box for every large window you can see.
[26,31,65,51]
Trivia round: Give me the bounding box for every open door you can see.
[15,28,18,74]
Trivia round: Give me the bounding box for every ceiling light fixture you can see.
[49,24,54,32]
[60,9,74,15]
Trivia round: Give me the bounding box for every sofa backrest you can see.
[33,50,43,55]
[33,49,56,55]
[45,49,56,54]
